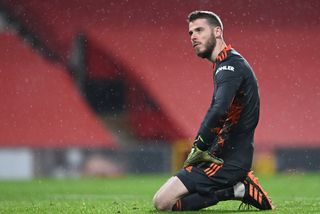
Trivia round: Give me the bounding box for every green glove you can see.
[183,140,224,168]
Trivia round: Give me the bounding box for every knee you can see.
[153,192,173,211]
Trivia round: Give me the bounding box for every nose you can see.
[190,33,197,41]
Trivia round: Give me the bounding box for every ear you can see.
[214,26,223,38]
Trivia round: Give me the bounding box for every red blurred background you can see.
[0,0,319,173]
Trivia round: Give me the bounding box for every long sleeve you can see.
[196,64,243,150]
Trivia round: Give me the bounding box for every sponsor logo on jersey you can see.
[215,65,235,75]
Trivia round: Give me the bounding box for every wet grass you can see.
[0,173,319,213]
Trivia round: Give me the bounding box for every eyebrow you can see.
[188,27,204,36]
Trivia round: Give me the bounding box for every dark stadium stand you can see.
[0,33,116,148]
[86,28,211,140]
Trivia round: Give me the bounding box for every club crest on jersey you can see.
[215,65,235,75]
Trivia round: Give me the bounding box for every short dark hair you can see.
[187,10,223,30]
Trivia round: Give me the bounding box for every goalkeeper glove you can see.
[183,138,223,168]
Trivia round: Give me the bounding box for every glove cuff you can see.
[194,135,211,151]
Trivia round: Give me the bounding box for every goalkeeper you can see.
[153,10,274,211]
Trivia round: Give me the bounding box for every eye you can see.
[195,27,203,33]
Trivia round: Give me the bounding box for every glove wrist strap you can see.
[194,135,210,151]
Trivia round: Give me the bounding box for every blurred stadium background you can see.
[0,0,319,179]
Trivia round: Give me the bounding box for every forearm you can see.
[196,83,239,150]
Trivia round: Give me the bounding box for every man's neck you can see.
[209,40,227,63]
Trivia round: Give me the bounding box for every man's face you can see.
[188,18,216,59]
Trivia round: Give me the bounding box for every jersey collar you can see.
[212,44,232,70]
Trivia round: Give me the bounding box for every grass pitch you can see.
[0,173,319,213]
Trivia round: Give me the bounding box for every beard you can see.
[196,33,216,59]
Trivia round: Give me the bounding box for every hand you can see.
[183,144,224,168]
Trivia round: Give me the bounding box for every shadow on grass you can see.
[147,209,259,213]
